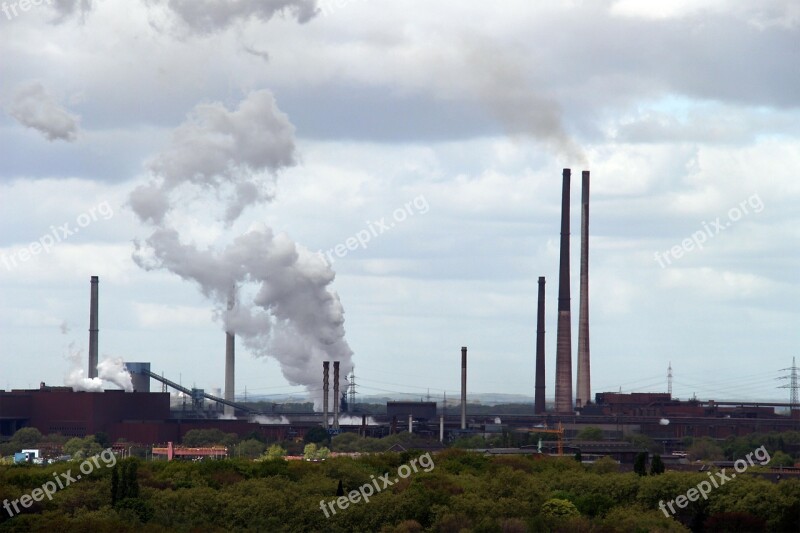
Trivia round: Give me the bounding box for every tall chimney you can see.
[555,168,573,413]
[535,276,546,414]
[576,170,591,408]
[322,361,330,429]
[333,361,340,430]
[461,346,467,430]
[224,289,236,417]
[88,276,99,379]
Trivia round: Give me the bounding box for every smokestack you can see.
[555,169,573,413]
[439,415,444,442]
[461,346,467,430]
[535,276,546,414]
[408,413,413,434]
[333,361,340,430]
[323,361,330,429]
[576,170,591,408]
[224,289,236,417]
[88,276,99,379]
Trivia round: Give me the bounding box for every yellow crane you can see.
[515,422,565,456]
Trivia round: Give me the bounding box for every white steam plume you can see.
[65,353,134,392]
[130,90,353,405]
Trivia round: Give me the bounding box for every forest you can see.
[0,428,799,532]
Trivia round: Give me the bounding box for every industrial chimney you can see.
[323,361,330,429]
[88,276,99,379]
[555,169,573,413]
[333,361,340,430]
[461,346,467,430]
[535,276,546,414]
[224,289,236,417]
[576,170,591,408]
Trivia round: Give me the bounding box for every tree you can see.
[769,451,794,467]
[634,451,649,476]
[650,454,665,475]
[63,435,103,459]
[260,443,287,461]
[11,427,43,448]
[574,450,582,462]
[236,439,266,459]
[688,437,723,462]
[591,456,619,474]
[304,426,331,445]
[540,498,580,519]
[111,463,120,505]
[576,427,604,441]
[303,443,318,460]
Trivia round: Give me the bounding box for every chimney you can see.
[333,361,340,430]
[576,170,591,408]
[322,361,330,429]
[88,276,99,379]
[535,276,546,414]
[224,289,236,417]
[461,346,467,430]
[555,168,573,413]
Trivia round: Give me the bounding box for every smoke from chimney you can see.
[535,276,546,414]
[576,170,591,408]
[88,276,98,379]
[555,169,573,413]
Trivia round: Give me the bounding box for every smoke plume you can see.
[130,90,353,405]
[65,349,134,392]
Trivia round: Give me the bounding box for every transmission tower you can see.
[348,367,356,410]
[778,357,799,410]
[667,362,673,396]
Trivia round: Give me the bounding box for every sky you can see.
[1,0,799,405]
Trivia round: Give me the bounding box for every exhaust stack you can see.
[535,276,546,414]
[576,170,591,408]
[88,276,99,379]
[461,346,467,430]
[224,289,236,417]
[333,361,340,430]
[323,361,330,429]
[555,169,573,413]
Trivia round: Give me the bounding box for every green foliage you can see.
[650,453,665,475]
[634,451,649,476]
[0,445,796,531]
[11,427,43,448]
[769,450,794,467]
[304,426,331,445]
[540,498,580,518]
[688,437,724,461]
[576,426,604,441]
[591,456,620,474]
[235,438,266,459]
[182,429,239,447]
[63,435,103,459]
[260,443,287,461]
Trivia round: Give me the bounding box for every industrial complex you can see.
[1,169,798,456]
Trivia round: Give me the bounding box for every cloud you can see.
[7,82,80,142]
[146,0,318,35]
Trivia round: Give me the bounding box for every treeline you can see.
[0,448,798,531]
